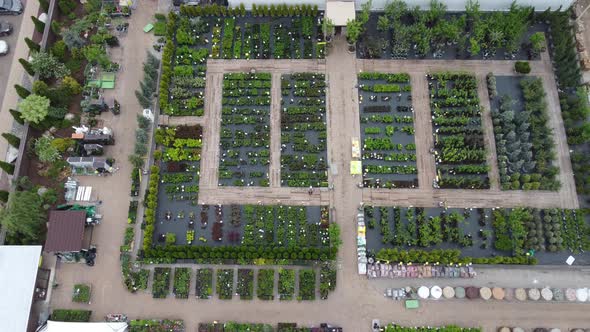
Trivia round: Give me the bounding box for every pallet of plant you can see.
[129,319,184,332]
[278,268,295,300]
[280,73,328,187]
[216,269,234,300]
[152,267,171,299]
[195,268,213,299]
[319,264,337,299]
[219,73,271,187]
[428,72,489,189]
[297,269,316,300]
[358,72,417,188]
[236,269,254,300]
[257,269,275,300]
[72,284,91,303]
[173,268,191,299]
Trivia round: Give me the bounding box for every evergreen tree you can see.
[24,37,40,52]
[0,161,14,175]
[14,84,31,99]
[31,16,45,33]
[2,133,21,148]
[9,109,25,125]
[19,58,34,76]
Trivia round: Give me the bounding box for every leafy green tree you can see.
[128,154,144,168]
[328,223,342,248]
[30,51,70,80]
[377,16,389,33]
[0,190,8,203]
[18,94,50,124]
[469,37,480,56]
[34,136,60,163]
[83,44,110,67]
[529,32,546,53]
[346,19,363,44]
[385,0,407,22]
[2,133,21,148]
[0,190,46,244]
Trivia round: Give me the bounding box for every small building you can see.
[44,210,90,261]
[66,157,113,175]
[0,246,45,332]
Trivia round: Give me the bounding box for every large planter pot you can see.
[347,42,356,53]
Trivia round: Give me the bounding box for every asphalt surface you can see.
[0,11,25,107]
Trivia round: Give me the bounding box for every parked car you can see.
[0,21,12,36]
[0,0,22,15]
[0,40,8,55]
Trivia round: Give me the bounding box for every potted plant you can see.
[323,18,335,43]
[346,19,362,52]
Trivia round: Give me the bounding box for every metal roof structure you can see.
[0,246,42,332]
[44,210,87,252]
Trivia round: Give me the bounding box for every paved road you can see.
[0,11,25,107]
[0,0,37,189]
[46,10,590,332]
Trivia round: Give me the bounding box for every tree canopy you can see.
[0,190,46,244]
[18,94,50,124]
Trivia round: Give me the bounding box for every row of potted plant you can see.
[429,72,489,189]
[219,73,271,187]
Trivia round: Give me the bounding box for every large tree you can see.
[0,190,46,244]
[18,94,50,124]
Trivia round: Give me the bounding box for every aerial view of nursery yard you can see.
[3,0,590,331]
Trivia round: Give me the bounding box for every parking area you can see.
[0,11,25,107]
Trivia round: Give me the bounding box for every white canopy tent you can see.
[39,321,128,332]
[325,1,356,26]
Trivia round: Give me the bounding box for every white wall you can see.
[228,0,573,11]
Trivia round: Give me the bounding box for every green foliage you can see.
[0,161,14,175]
[58,0,77,15]
[31,16,45,33]
[14,84,30,99]
[30,51,70,80]
[51,310,91,322]
[25,37,40,52]
[346,19,363,44]
[51,40,67,60]
[0,190,45,244]
[0,190,9,203]
[18,94,50,124]
[72,284,91,303]
[19,58,35,76]
[515,61,531,74]
[34,136,61,163]
[50,138,75,153]
[10,109,25,125]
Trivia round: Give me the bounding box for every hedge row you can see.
[142,165,160,251]
[144,245,338,261]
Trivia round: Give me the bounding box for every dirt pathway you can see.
[410,73,436,189]
[476,73,501,190]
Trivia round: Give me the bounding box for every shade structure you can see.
[480,287,492,300]
[417,286,429,299]
[454,287,465,299]
[465,286,480,299]
[565,288,577,301]
[430,286,442,299]
[549,329,561,332]
[513,328,524,332]
[492,287,505,300]
[575,288,588,302]
[442,286,455,299]
[541,287,553,301]
[552,288,564,301]
[498,328,511,332]
[515,288,527,301]
[325,1,356,26]
[528,288,540,301]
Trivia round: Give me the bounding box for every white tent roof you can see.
[40,321,128,332]
[326,1,356,26]
[0,246,42,332]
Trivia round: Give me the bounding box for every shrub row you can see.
[142,165,160,251]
